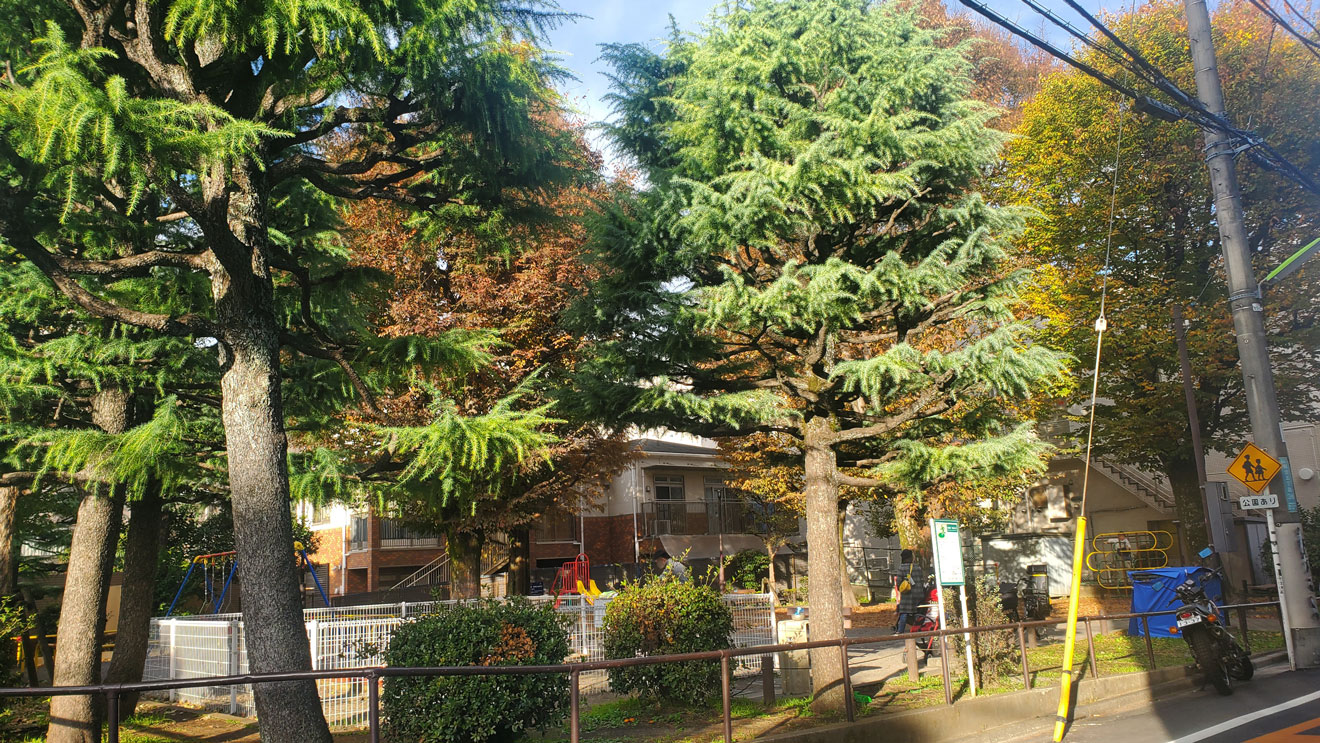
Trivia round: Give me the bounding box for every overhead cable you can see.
[956,0,1320,196]
[1244,0,1320,61]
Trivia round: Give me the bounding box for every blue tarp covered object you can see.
[1127,567,1223,638]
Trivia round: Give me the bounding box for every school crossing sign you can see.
[1228,442,1281,494]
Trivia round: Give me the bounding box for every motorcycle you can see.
[1173,564,1253,695]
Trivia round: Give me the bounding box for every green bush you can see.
[726,549,770,590]
[950,574,1020,688]
[602,574,733,705]
[381,598,570,743]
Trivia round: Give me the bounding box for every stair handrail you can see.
[1093,458,1175,508]
[388,551,451,592]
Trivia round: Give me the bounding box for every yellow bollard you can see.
[1053,515,1088,742]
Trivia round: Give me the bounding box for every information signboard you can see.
[932,518,965,586]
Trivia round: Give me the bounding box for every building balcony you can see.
[640,500,762,537]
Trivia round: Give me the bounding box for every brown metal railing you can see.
[640,499,759,536]
[0,601,1281,743]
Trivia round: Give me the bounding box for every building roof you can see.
[634,438,718,456]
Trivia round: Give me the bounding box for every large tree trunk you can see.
[103,481,164,717]
[838,506,859,609]
[47,387,129,743]
[508,527,531,596]
[0,485,17,596]
[1166,457,1208,553]
[447,530,483,600]
[210,162,332,743]
[0,484,21,685]
[766,542,777,594]
[803,416,846,713]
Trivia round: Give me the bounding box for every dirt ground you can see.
[95,700,821,743]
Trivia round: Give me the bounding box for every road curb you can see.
[757,650,1287,743]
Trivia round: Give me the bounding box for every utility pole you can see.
[1181,0,1320,668]
[1171,306,1210,505]
[1173,304,1239,593]
[1170,305,1209,488]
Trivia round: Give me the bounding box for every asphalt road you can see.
[959,660,1320,743]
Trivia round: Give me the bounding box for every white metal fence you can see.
[144,593,775,728]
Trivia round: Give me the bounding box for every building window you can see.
[349,516,368,551]
[380,519,440,548]
[654,475,685,500]
[704,476,729,501]
[309,502,333,525]
[534,511,577,543]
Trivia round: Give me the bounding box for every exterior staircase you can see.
[387,532,510,593]
[1092,459,1176,514]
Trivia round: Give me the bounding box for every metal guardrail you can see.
[0,601,1282,743]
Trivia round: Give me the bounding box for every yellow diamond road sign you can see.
[1228,443,1281,494]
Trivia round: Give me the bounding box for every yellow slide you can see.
[576,580,596,605]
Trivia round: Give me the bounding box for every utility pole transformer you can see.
[1181,0,1320,668]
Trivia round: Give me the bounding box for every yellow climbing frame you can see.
[1084,530,1174,589]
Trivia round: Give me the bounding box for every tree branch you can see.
[54,249,207,277]
[1,200,215,337]
[828,372,957,444]
[278,331,384,419]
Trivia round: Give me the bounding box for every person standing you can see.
[654,550,689,582]
[894,549,922,633]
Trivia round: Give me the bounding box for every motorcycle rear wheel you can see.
[1231,653,1254,681]
[1188,629,1233,695]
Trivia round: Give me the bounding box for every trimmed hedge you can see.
[601,574,734,705]
[382,598,569,742]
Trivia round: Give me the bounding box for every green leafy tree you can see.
[573,0,1065,710]
[0,257,227,729]
[0,1,577,739]
[1004,0,1320,549]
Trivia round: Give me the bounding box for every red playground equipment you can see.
[551,554,603,607]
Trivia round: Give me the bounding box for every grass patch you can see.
[1025,630,1283,681]
[124,710,172,728]
[580,697,683,731]
[849,629,1285,714]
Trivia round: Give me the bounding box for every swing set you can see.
[164,541,331,617]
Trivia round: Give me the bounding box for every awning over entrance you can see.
[657,535,786,560]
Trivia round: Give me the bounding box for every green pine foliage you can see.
[378,392,562,508]
[572,0,1067,501]
[0,0,587,568]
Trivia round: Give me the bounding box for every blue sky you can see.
[544,0,1113,143]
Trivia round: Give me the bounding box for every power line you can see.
[1017,0,1158,83]
[1278,0,1320,37]
[1056,0,1205,110]
[956,0,1320,196]
[1245,0,1320,61]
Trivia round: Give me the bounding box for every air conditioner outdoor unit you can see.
[655,520,673,535]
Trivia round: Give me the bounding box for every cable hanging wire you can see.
[956,0,1320,196]
[1244,0,1320,61]
[1277,0,1320,37]
[1052,28,1133,742]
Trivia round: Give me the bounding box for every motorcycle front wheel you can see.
[1188,629,1234,695]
